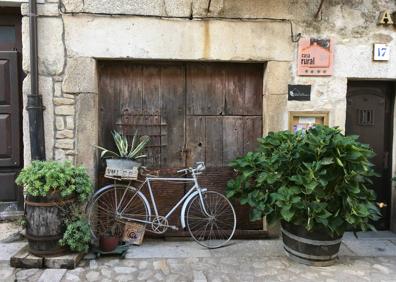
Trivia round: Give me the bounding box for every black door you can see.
[0,8,23,211]
[346,81,393,230]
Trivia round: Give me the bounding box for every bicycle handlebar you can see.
[177,162,206,174]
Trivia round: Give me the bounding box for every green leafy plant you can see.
[59,217,91,253]
[15,161,92,202]
[226,125,381,236]
[95,131,150,160]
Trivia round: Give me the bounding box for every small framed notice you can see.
[289,111,329,133]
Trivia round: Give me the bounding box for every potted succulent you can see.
[15,161,93,256]
[99,223,123,252]
[226,126,381,266]
[95,131,150,172]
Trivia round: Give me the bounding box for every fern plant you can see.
[95,131,150,160]
[59,217,91,253]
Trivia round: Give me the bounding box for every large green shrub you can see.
[15,161,92,202]
[226,126,381,236]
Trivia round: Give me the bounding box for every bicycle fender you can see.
[180,188,207,229]
[86,184,152,218]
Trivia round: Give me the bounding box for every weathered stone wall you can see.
[19,0,396,229]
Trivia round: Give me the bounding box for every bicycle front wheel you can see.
[186,191,236,249]
[87,184,149,240]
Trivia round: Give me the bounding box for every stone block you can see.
[63,57,98,94]
[76,94,98,181]
[43,253,84,269]
[264,94,288,134]
[0,242,26,262]
[164,0,192,17]
[23,17,65,75]
[54,149,66,160]
[54,82,62,97]
[264,61,291,95]
[37,269,66,282]
[63,15,293,61]
[83,0,164,15]
[10,245,43,268]
[56,130,74,139]
[61,0,84,13]
[55,117,65,130]
[53,98,75,106]
[21,3,60,16]
[55,105,75,116]
[65,116,74,129]
[55,139,74,150]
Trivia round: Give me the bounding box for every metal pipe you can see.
[27,0,46,160]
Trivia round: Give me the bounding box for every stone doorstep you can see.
[10,245,84,269]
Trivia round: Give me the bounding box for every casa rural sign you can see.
[297,38,334,76]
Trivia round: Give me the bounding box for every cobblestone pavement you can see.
[1,236,396,282]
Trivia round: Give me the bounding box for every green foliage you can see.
[226,125,381,236]
[15,161,93,202]
[95,131,150,160]
[59,217,91,253]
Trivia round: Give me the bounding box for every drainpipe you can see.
[27,0,46,160]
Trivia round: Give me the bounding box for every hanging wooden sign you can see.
[297,38,334,76]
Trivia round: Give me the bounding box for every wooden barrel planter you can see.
[25,195,74,256]
[281,221,343,266]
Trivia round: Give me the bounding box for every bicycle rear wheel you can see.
[186,191,236,249]
[87,184,150,240]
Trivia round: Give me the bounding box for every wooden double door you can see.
[0,8,23,209]
[99,61,264,233]
[346,81,394,230]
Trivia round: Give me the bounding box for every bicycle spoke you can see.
[186,191,236,249]
[87,185,149,239]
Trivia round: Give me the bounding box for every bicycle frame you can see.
[118,170,210,227]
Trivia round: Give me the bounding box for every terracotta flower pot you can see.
[99,236,119,252]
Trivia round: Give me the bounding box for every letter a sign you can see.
[297,38,334,76]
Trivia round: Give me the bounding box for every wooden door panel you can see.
[243,116,262,154]
[0,51,19,167]
[0,171,17,200]
[186,63,225,116]
[160,65,185,167]
[186,116,205,165]
[346,82,393,230]
[0,59,11,104]
[205,116,223,167]
[223,116,244,164]
[0,114,12,158]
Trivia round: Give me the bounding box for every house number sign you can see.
[373,44,390,61]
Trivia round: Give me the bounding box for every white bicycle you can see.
[87,162,237,249]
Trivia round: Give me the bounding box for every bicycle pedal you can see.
[169,226,179,231]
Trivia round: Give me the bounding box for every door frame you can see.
[347,80,395,231]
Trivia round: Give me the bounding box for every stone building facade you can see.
[1,0,396,231]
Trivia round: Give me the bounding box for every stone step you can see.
[10,245,83,269]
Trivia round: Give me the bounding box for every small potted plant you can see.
[95,131,150,172]
[15,161,93,256]
[99,223,122,252]
[226,126,381,266]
